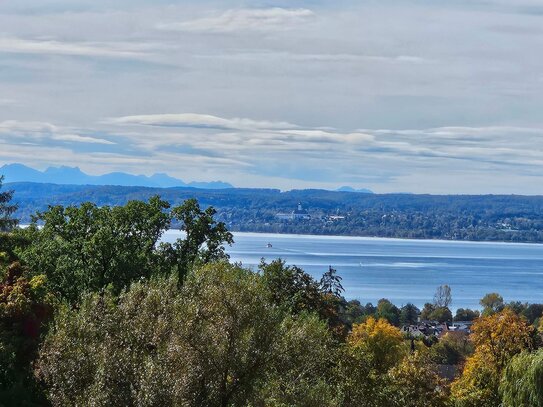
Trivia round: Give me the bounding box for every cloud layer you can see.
[0,1,542,193]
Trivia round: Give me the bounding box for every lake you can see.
[161,231,543,310]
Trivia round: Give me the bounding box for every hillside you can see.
[7,182,543,242]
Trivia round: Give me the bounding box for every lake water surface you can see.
[162,231,543,310]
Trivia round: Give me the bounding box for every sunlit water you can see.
[161,231,543,310]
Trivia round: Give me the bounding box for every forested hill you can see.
[7,182,543,242]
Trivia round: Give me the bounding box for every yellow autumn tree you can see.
[338,317,406,406]
[451,308,535,407]
[348,316,405,373]
[386,352,449,407]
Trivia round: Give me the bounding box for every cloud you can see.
[109,113,298,131]
[3,112,543,193]
[109,113,543,165]
[51,134,115,145]
[109,112,543,173]
[157,8,315,33]
[0,37,147,58]
[0,120,57,134]
[194,51,430,65]
[1,1,543,193]
[0,120,115,145]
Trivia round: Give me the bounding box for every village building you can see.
[276,203,311,221]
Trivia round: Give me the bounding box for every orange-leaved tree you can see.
[451,308,535,407]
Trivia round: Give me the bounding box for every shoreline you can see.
[24,225,543,246]
[216,230,543,247]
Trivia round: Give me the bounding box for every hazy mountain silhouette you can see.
[0,163,233,189]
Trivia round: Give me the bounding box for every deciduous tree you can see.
[385,352,449,407]
[159,198,233,283]
[480,292,504,316]
[451,309,534,406]
[375,298,400,326]
[500,349,543,407]
[348,316,405,373]
[19,197,171,302]
[433,284,452,308]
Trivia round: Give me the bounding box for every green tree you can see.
[251,313,339,407]
[38,264,278,406]
[375,299,400,326]
[260,258,323,316]
[522,303,543,325]
[420,303,435,320]
[0,176,17,232]
[159,198,233,283]
[429,332,473,365]
[480,292,504,316]
[429,307,453,323]
[38,263,336,407]
[18,197,171,302]
[320,266,344,297]
[505,300,526,315]
[338,345,387,407]
[500,349,543,407]
[454,308,480,322]
[178,262,284,406]
[400,303,420,325]
[259,259,349,338]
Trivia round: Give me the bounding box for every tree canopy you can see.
[16,197,233,303]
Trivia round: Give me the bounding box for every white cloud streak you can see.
[110,113,298,131]
[0,120,115,145]
[0,37,147,58]
[157,8,315,33]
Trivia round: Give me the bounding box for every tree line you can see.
[9,181,543,243]
[1,176,543,406]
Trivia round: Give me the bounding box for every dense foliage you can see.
[15,197,232,304]
[1,187,543,406]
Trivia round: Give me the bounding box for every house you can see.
[449,321,473,334]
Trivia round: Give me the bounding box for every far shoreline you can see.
[23,225,543,247]
[177,229,543,247]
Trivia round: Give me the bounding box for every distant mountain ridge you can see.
[0,163,233,189]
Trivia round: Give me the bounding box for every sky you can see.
[0,0,542,194]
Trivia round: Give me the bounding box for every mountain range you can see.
[0,163,374,193]
[0,163,234,189]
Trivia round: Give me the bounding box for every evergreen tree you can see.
[320,266,344,297]
[0,176,17,232]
